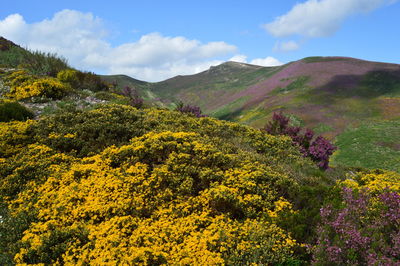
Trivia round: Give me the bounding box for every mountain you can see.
[103,57,400,172]
[103,56,400,136]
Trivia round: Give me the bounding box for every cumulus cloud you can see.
[250,56,283,66]
[229,54,283,67]
[0,10,237,81]
[264,0,396,38]
[273,40,300,52]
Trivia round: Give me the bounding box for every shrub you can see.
[56,69,80,87]
[5,70,72,100]
[264,112,336,169]
[312,170,400,264]
[314,187,400,265]
[120,86,144,108]
[11,131,298,264]
[77,71,108,91]
[175,102,207,118]
[2,104,333,264]
[0,100,34,122]
[22,50,69,77]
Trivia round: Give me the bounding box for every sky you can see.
[0,0,399,82]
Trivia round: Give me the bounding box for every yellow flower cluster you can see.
[11,131,298,264]
[339,169,400,193]
[0,119,36,157]
[4,70,72,100]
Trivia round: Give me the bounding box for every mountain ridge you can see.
[102,56,400,137]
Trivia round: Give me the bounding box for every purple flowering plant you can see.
[175,102,207,118]
[264,112,336,170]
[313,187,400,265]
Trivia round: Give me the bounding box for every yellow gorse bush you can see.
[10,130,298,264]
[4,70,71,100]
[339,169,400,193]
[0,105,315,265]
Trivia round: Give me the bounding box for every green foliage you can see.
[0,46,69,76]
[0,46,27,68]
[56,69,80,87]
[0,100,34,122]
[22,50,69,77]
[77,71,109,92]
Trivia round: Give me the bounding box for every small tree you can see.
[264,112,336,170]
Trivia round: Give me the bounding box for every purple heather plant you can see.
[175,102,207,118]
[121,86,144,109]
[313,187,400,265]
[264,112,336,170]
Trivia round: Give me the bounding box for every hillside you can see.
[104,57,400,134]
[103,57,400,172]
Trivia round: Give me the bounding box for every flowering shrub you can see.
[58,69,108,91]
[175,102,207,117]
[265,112,336,169]
[120,86,144,108]
[0,120,36,158]
[5,70,71,100]
[57,69,80,87]
[0,105,312,264]
[313,170,400,265]
[10,131,299,264]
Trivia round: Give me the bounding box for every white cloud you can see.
[264,0,396,38]
[0,10,237,82]
[250,56,283,66]
[229,54,283,67]
[229,54,248,63]
[273,40,300,52]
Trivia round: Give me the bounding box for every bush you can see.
[5,70,72,100]
[11,131,298,264]
[0,100,34,122]
[56,69,80,88]
[175,102,207,118]
[0,104,331,264]
[120,86,144,108]
[265,112,336,169]
[76,71,108,92]
[314,187,400,264]
[22,50,69,77]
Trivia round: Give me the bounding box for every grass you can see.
[211,96,250,120]
[313,123,334,134]
[302,57,349,63]
[270,76,310,95]
[0,46,69,76]
[331,119,400,173]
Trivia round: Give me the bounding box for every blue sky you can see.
[1,0,399,81]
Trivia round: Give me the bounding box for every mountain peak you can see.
[207,61,262,75]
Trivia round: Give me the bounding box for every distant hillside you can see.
[103,56,400,136]
[103,57,400,172]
